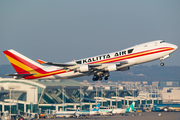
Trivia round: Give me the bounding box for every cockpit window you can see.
[128,49,134,54]
[160,41,165,43]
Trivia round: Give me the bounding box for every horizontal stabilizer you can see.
[6,73,36,77]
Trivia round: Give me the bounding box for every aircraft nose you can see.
[173,44,178,51]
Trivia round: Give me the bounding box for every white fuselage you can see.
[75,111,99,117]
[56,111,76,118]
[41,40,177,79]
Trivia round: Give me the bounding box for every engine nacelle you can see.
[78,65,90,72]
[120,66,130,71]
[106,64,118,72]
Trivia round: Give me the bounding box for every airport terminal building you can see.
[0,78,162,115]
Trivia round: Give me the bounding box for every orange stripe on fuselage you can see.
[88,47,173,64]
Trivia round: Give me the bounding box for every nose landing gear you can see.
[160,62,164,66]
[160,58,164,66]
[160,55,170,66]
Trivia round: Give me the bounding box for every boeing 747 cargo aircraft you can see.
[3,40,178,81]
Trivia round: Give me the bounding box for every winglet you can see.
[36,59,46,64]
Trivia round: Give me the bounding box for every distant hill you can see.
[74,65,180,83]
[0,64,180,83]
[0,64,16,78]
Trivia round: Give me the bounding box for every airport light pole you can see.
[30,87,36,103]
[62,86,66,111]
[9,87,14,120]
[13,88,14,103]
[133,88,134,103]
[62,86,64,111]
[10,88,11,120]
[101,86,104,107]
[157,87,160,104]
[155,86,157,100]
[96,86,97,104]
[116,85,117,108]
[30,87,36,114]
[117,85,120,108]
[151,86,152,99]
[80,86,82,111]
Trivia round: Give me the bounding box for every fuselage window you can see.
[128,49,134,54]
[160,41,165,43]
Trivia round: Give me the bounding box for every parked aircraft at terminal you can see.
[112,102,135,114]
[153,104,180,112]
[3,40,178,81]
[75,103,100,117]
[99,102,135,115]
[55,103,100,118]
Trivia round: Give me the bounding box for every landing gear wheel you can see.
[104,77,108,80]
[92,75,99,81]
[92,76,99,81]
[160,63,164,66]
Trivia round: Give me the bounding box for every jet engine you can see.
[106,64,118,72]
[78,65,90,72]
[120,66,130,71]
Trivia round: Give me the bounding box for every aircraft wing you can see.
[36,59,128,74]
[47,63,103,68]
[36,59,76,67]
[37,59,103,68]
[116,60,128,66]
[88,64,102,67]
[43,62,76,67]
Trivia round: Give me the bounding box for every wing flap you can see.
[88,64,102,67]
[45,62,76,67]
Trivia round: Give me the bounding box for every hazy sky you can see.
[1,0,180,66]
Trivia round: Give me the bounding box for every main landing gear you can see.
[92,75,109,81]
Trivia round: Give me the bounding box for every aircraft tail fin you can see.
[92,103,100,111]
[125,102,135,113]
[3,49,43,77]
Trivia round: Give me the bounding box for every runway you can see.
[39,112,180,120]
